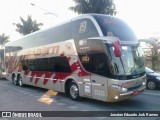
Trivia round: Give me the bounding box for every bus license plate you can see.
[133,91,139,96]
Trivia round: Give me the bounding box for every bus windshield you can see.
[108,45,145,77]
[93,15,137,42]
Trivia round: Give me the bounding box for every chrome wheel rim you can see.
[70,84,78,99]
[19,77,22,86]
[148,81,155,89]
[13,77,17,85]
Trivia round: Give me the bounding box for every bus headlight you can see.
[111,84,128,92]
[2,72,6,75]
[142,81,146,85]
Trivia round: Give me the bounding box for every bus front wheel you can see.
[69,81,80,101]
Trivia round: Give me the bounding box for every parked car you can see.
[145,67,160,90]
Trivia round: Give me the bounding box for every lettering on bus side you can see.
[26,46,60,57]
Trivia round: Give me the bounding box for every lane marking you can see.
[37,90,58,105]
[68,106,79,110]
[143,92,160,96]
[57,103,66,106]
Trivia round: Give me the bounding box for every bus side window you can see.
[21,60,28,70]
[72,19,99,40]
[26,57,72,73]
[54,57,72,73]
[92,53,108,76]
[23,65,28,70]
[29,64,35,71]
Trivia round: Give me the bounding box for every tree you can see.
[13,15,43,36]
[139,39,160,70]
[0,33,9,48]
[69,0,116,15]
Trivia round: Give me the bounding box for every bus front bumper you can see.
[119,86,145,96]
[107,86,146,102]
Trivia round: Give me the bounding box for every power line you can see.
[31,3,58,17]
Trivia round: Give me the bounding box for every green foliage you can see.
[13,15,43,36]
[0,33,9,47]
[69,0,116,15]
[140,39,160,71]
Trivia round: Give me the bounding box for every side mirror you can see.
[113,39,121,57]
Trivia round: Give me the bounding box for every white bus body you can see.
[5,14,146,102]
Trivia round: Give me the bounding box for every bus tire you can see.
[69,81,80,101]
[18,76,24,87]
[12,75,18,86]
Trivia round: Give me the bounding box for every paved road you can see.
[0,79,160,120]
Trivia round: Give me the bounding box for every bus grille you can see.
[128,84,142,91]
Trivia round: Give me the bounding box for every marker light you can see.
[114,96,119,99]
[111,84,128,92]
[142,82,146,85]
[2,72,6,75]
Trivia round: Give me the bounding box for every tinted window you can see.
[5,22,72,53]
[76,39,104,54]
[21,57,71,73]
[72,18,99,40]
[93,15,137,42]
[77,39,109,76]
[80,53,109,76]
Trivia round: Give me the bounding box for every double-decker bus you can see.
[4,14,146,102]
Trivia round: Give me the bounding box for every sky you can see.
[115,0,160,39]
[0,0,160,41]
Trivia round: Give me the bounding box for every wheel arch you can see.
[64,76,80,96]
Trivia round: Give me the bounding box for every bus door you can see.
[91,75,108,101]
[90,53,108,101]
[81,64,108,101]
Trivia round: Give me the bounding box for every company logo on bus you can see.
[26,46,59,57]
[79,40,87,46]
[81,55,90,63]
[79,21,87,34]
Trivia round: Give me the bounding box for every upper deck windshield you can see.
[93,15,137,42]
[108,45,145,78]
[92,14,145,78]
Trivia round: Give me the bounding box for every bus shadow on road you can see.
[0,78,7,80]
[78,96,146,111]
[9,83,149,110]
[21,85,146,110]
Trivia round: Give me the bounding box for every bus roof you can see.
[4,14,81,45]
[5,14,119,47]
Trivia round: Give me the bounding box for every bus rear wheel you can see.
[12,75,18,85]
[18,76,24,87]
[69,81,80,101]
